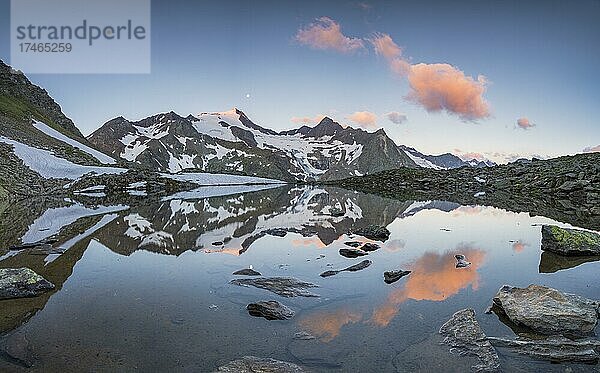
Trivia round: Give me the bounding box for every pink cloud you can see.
[516,117,536,130]
[348,111,378,128]
[583,145,600,153]
[455,151,485,161]
[295,17,364,54]
[291,114,326,125]
[407,63,490,121]
[370,33,411,75]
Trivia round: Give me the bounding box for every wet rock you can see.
[230,277,319,298]
[455,254,471,268]
[339,248,368,258]
[488,336,600,364]
[0,331,34,368]
[539,251,600,273]
[439,308,500,372]
[320,259,372,277]
[212,241,224,246]
[360,243,380,252]
[344,241,362,248]
[541,225,600,256]
[213,356,306,372]
[383,270,411,284]
[247,301,295,320]
[232,268,262,276]
[492,284,600,337]
[354,225,390,241]
[293,331,316,340]
[0,268,55,300]
[264,228,288,237]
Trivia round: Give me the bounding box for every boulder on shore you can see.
[439,308,500,372]
[492,284,600,338]
[0,268,55,300]
[213,356,306,372]
[541,225,600,256]
[247,301,295,320]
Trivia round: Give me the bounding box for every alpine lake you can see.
[0,184,598,372]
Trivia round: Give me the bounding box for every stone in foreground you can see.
[320,259,372,277]
[230,277,319,297]
[353,225,390,242]
[492,284,600,337]
[455,254,471,268]
[0,268,55,300]
[541,225,600,256]
[383,270,411,284]
[247,301,295,320]
[213,356,306,372]
[488,336,599,364]
[439,308,500,372]
[232,268,262,276]
[339,248,368,258]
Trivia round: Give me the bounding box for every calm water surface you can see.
[0,185,598,372]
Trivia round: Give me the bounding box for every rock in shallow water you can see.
[232,268,262,276]
[488,336,600,364]
[360,243,380,252]
[455,254,471,268]
[320,259,372,277]
[230,277,319,298]
[213,356,306,372]
[383,270,411,284]
[353,225,390,242]
[0,268,55,300]
[344,241,362,248]
[541,225,600,256]
[439,308,500,372]
[247,301,295,320]
[339,248,368,258]
[492,284,600,338]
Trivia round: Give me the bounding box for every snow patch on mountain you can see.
[33,121,117,164]
[161,172,284,186]
[0,136,127,180]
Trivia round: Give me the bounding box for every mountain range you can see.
[0,58,496,189]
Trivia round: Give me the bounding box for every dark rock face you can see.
[329,208,344,217]
[264,228,288,237]
[360,243,380,252]
[455,254,471,268]
[232,268,262,276]
[339,248,368,258]
[230,277,319,298]
[488,336,600,364]
[0,268,55,300]
[492,285,600,338]
[353,225,390,241]
[541,225,600,256]
[213,355,306,372]
[439,309,500,372]
[320,260,372,277]
[247,301,295,320]
[383,270,411,284]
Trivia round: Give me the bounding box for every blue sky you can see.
[1,0,599,162]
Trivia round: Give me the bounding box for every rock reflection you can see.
[298,308,362,342]
[371,246,486,327]
[539,251,600,273]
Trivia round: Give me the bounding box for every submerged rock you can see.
[353,225,390,242]
[230,277,319,298]
[360,243,380,252]
[0,268,55,300]
[541,225,600,256]
[247,301,295,320]
[488,336,600,364]
[233,268,262,276]
[214,356,306,372]
[455,254,471,268]
[339,248,368,258]
[320,259,372,277]
[439,308,500,372]
[293,331,316,340]
[492,284,600,337]
[344,241,362,248]
[383,270,411,284]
